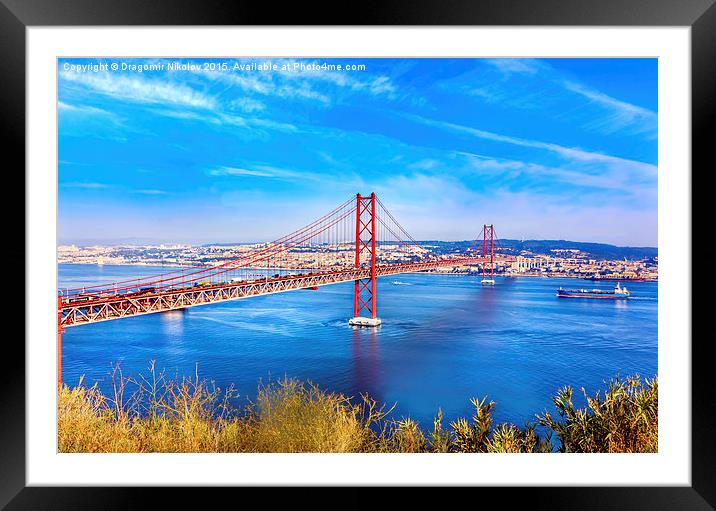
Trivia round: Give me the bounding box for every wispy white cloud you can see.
[193,65,331,104]
[563,81,657,137]
[220,113,298,132]
[192,59,398,106]
[458,153,527,172]
[57,100,129,141]
[459,151,648,194]
[209,167,278,178]
[58,101,114,116]
[58,101,128,133]
[379,173,471,202]
[150,109,297,132]
[448,59,657,139]
[406,113,657,174]
[62,182,110,189]
[62,181,172,196]
[60,68,305,140]
[229,97,266,113]
[279,60,398,98]
[208,165,326,183]
[367,76,397,95]
[150,109,220,124]
[134,189,169,195]
[407,159,440,171]
[485,58,542,75]
[315,151,346,168]
[60,70,217,109]
[277,83,331,104]
[208,164,363,190]
[205,72,272,95]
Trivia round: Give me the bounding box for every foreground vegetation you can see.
[58,365,657,453]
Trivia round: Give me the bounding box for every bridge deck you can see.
[59,257,498,327]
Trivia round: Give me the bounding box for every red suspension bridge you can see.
[57,193,511,386]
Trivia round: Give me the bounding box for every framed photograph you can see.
[6,0,710,505]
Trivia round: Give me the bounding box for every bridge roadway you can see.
[59,256,500,327]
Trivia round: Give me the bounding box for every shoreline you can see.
[58,372,658,454]
[57,262,657,282]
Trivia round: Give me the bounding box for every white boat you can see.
[614,282,630,295]
[481,278,495,285]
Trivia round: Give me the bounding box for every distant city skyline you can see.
[58,57,657,246]
[57,237,657,250]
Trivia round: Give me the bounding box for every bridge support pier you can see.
[350,192,381,327]
[349,316,382,327]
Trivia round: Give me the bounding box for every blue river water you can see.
[59,264,658,428]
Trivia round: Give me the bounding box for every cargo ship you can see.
[557,282,630,299]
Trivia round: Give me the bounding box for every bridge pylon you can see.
[349,192,381,327]
[481,224,496,285]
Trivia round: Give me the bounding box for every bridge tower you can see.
[481,224,496,285]
[349,193,381,327]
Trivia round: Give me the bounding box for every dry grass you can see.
[58,364,391,453]
[242,379,390,452]
[57,365,657,453]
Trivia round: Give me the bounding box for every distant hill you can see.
[204,239,657,261]
[420,239,657,261]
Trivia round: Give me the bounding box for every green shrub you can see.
[537,375,658,453]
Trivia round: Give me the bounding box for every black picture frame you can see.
[3,0,710,506]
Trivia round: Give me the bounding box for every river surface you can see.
[59,264,658,428]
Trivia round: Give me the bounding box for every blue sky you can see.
[58,58,657,246]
